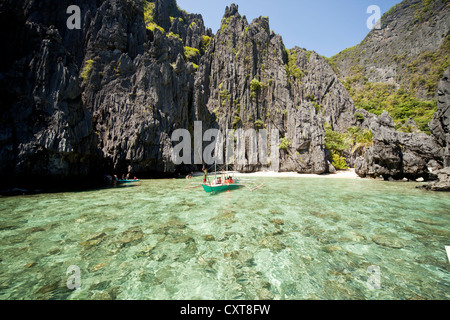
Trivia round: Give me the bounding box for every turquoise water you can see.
[0,176,449,300]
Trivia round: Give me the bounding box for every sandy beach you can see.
[238,168,361,179]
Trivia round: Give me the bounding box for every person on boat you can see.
[104,175,113,185]
[203,166,208,183]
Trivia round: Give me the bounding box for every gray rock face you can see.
[0,0,209,186]
[0,0,447,188]
[430,67,450,166]
[354,66,450,183]
[355,111,442,180]
[81,0,204,175]
[420,167,450,191]
[193,5,356,173]
[332,0,449,100]
[0,0,104,187]
[420,67,450,190]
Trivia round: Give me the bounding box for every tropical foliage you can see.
[184,46,200,62]
[346,82,437,133]
[325,124,374,170]
[284,49,303,81]
[330,26,449,135]
[277,136,292,150]
[80,59,94,82]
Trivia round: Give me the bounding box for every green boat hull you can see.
[202,183,242,194]
[118,179,140,184]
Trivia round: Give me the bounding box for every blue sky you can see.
[177,0,403,58]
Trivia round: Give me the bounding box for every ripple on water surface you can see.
[0,177,449,300]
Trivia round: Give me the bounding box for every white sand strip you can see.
[238,168,361,179]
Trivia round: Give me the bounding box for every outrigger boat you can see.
[117,179,140,185]
[201,171,243,194]
[185,163,263,195]
[104,175,141,187]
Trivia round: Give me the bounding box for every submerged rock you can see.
[270,219,285,226]
[116,227,145,247]
[90,286,121,300]
[89,280,111,291]
[258,236,286,251]
[371,235,405,249]
[154,219,187,235]
[0,224,19,231]
[413,218,442,226]
[224,250,255,268]
[134,245,157,258]
[324,245,344,253]
[25,226,46,234]
[203,234,215,241]
[91,262,107,272]
[24,262,37,268]
[257,288,275,300]
[80,232,107,249]
[34,280,63,296]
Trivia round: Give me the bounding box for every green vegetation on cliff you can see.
[277,136,292,150]
[80,59,94,82]
[325,124,350,170]
[325,124,373,170]
[407,35,450,95]
[143,0,155,24]
[332,35,449,134]
[250,77,262,92]
[201,35,211,54]
[345,81,437,133]
[284,49,303,82]
[144,0,189,35]
[144,1,165,33]
[328,0,449,135]
[184,46,200,62]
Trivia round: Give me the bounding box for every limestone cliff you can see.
[0,0,209,187]
[0,0,104,188]
[0,0,448,190]
[331,0,449,101]
[0,0,358,187]
[354,109,442,180]
[194,4,356,173]
[81,0,209,175]
[430,67,450,162]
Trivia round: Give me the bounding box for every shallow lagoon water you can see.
[0,176,449,300]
